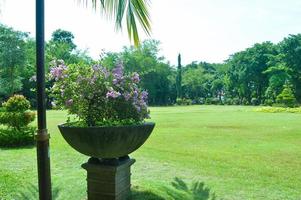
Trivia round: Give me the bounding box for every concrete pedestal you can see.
[82,158,135,200]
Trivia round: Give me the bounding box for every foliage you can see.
[103,40,175,105]
[0,95,35,147]
[0,24,27,98]
[2,94,31,112]
[0,127,35,147]
[176,98,192,106]
[254,106,301,113]
[276,84,296,107]
[83,0,151,46]
[49,60,149,126]
[2,23,301,107]
[51,29,76,50]
[0,95,35,130]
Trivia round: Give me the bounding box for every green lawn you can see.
[1,106,301,200]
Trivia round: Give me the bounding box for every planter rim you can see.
[58,121,155,129]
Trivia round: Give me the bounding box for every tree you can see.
[226,42,277,104]
[51,29,76,50]
[46,29,92,65]
[279,34,301,102]
[276,84,296,107]
[82,0,151,46]
[0,24,28,98]
[119,40,174,105]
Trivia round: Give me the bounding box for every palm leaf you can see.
[79,0,152,46]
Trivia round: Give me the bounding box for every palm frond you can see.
[79,0,152,46]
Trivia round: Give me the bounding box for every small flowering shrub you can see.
[49,60,149,127]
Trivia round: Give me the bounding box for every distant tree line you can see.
[0,23,300,107]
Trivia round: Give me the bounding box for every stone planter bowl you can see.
[58,122,155,159]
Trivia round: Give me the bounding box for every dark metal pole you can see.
[36,0,52,199]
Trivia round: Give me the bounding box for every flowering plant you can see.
[49,60,149,127]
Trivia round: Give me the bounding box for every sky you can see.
[1,0,301,65]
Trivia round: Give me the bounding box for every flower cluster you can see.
[49,61,149,127]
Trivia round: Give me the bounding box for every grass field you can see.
[0,106,301,200]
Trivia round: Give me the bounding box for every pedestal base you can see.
[82,158,135,200]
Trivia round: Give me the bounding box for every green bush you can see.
[0,111,35,130]
[0,95,36,147]
[264,99,274,106]
[212,98,220,105]
[0,95,35,130]
[0,127,35,147]
[176,98,192,105]
[251,98,259,106]
[2,95,31,112]
[254,106,301,114]
[276,84,296,108]
[224,98,231,105]
[233,98,240,105]
[204,98,212,105]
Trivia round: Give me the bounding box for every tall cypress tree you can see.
[176,53,182,99]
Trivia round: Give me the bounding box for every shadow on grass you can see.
[164,177,218,200]
[15,184,60,200]
[15,178,218,200]
[129,189,165,200]
[129,177,218,200]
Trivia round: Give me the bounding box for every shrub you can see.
[233,98,240,105]
[204,98,212,105]
[0,95,35,130]
[211,98,220,105]
[242,98,249,105]
[2,94,31,112]
[251,98,259,106]
[0,95,35,147]
[254,106,301,114]
[176,98,192,105]
[264,99,274,106]
[49,61,149,127]
[225,98,233,105]
[276,84,296,108]
[0,127,35,147]
[0,112,35,130]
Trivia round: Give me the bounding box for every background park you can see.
[0,0,301,200]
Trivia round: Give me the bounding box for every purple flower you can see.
[101,67,110,78]
[92,64,101,71]
[90,74,98,84]
[106,89,121,98]
[131,72,140,83]
[65,99,73,107]
[112,63,123,79]
[141,91,148,101]
[113,79,118,85]
[123,92,131,101]
[50,65,67,80]
[134,104,141,112]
